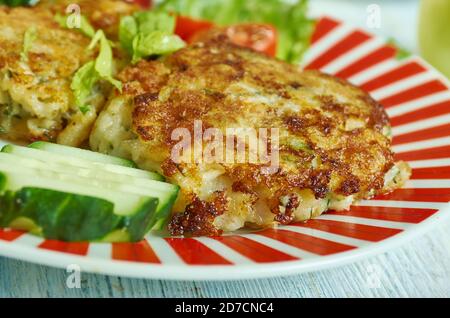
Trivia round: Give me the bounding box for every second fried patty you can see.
[90,39,410,236]
[0,1,137,146]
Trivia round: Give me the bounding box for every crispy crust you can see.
[94,39,405,236]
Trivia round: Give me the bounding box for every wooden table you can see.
[1,218,448,298]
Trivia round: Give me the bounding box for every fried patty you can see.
[37,0,139,40]
[90,38,411,236]
[0,1,136,146]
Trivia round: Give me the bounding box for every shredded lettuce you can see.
[157,0,315,64]
[54,13,96,38]
[131,31,185,63]
[20,26,37,62]
[54,12,121,113]
[119,11,185,63]
[71,61,98,113]
[71,30,122,113]
[88,30,122,89]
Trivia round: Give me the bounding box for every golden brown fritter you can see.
[91,38,411,236]
[0,1,137,146]
[37,0,140,40]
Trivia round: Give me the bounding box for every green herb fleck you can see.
[20,26,37,62]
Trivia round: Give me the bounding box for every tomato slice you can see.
[175,15,215,42]
[225,24,278,57]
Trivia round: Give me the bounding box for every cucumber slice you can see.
[0,159,178,231]
[0,153,176,193]
[2,144,164,181]
[0,171,159,242]
[29,141,137,168]
[0,166,148,215]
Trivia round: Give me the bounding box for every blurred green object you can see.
[419,0,450,79]
[0,0,38,6]
[157,0,315,64]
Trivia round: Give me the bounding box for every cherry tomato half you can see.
[225,23,278,57]
[175,15,215,42]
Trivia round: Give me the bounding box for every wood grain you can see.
[0,218,448,298]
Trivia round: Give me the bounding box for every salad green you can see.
[157,0,315,64]
[0,0,38,6]
[71,30,122,113]
[119,11,185,63]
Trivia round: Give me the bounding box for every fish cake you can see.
[90,38,411,236]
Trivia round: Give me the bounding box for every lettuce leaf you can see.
[119,11,185,63]
[71,30,122,113]
[131,31,185,63]
[88,30,122,90]
[119,15,138,55]
[70,61,98,113]
[157,0,315,64]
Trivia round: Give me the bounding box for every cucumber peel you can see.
[0,184,159,242]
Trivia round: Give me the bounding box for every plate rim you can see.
[0,15,449,281]
[0,203,448,281]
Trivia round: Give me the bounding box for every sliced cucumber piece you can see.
[0,171,159,242]
[0,167,148,215]
[29,141,137,168]
[0,152,176,193]
[2,144,164,181]
[0,160,178,230]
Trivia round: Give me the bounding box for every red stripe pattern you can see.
[360,62,427,92]
[39,240,89,256]
[374,188,450,203]
[259,229,355,255]
[310,17,339,44]
[380,80,448,108]
[335,45,397,79]
[112,241,160,263]
[293,219,402,242]
[165,238,232,265]
[395,145,450,161]
[393,123,450,145]
[0,229,25,242]
[328,206,437,224]
[305,30,371,70]
[412,166,450,180]
[214,236,298,262]
[390,100,450,127]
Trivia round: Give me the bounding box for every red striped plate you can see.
[0,16,449,280]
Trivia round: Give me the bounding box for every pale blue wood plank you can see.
[1,220,449,298]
